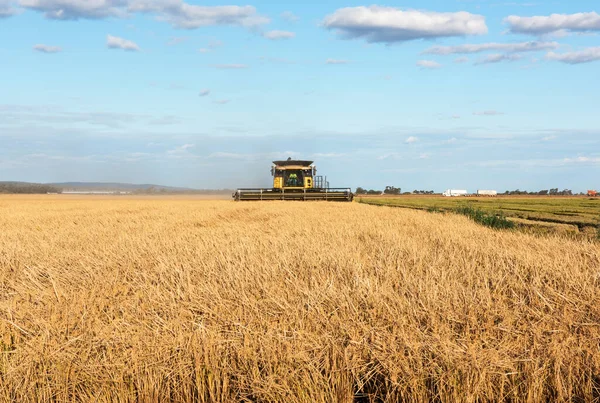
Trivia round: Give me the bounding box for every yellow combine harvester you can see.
[233,158,353,201]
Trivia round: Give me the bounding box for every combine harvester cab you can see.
[234,158,353,202]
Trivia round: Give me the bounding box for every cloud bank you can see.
[505,12,600,35]
[211,64,248,69]
[0,0,18,17]
[106,35,140,51]
[546,47,600,64]
[325,59,349,64]
[475,54,522,65]
[417,60,442,69]
[129,1,269,29]
[18,0,270,29]
[323,6,487,43]
[423,41,558,55]
[19,0,127,19]
[33,44,62,53]
[263,30,295,40]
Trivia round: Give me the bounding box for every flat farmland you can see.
[1,196,599,402]
[358,195,600,234]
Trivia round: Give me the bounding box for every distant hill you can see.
[0,181,62,194]
[51,182,193,192]
[0,181,233,194]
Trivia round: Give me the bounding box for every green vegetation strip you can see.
[359,198,514,230]
[358,196,600,231]
[453,205,515,230]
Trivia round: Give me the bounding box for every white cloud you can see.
[454,57,469,64]
[423,41,558,55]
[19,0,270,29]
[0,0,18,17]
[475,53,522,65]
[199,89,210,97]
[214,99,230,104]
[19,0,127,19]
[405,136,418,144]
[263,30,295,40]
[474,110,504,116]
[542,135,557,141]
[281,11,298,22]
[466,155,600,168]
[106,35,140,51]
[129,1,269,29]
[417,60,442,69]
[546,47,600,64]
[505,12,600,36]
[325,58,349,64]
[563,156,600,164]
[33,44,62,53]
[323,6,487,43]
[167,143,195,157]
[211,64,248,69]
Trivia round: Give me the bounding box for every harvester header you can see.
[233,158,353,201]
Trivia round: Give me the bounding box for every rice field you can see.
[1,195,600,402]
[357,195,600,236]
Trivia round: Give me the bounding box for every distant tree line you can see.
[0,182,62,194]
[355,186,402,195]
[355,187,382,195]
[384,186,401,195]
[131,187,234,195]
[503,188,574,196]
[355,186,585,196]
[355,186,435,195]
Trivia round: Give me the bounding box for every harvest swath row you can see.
[1,195,599,402]
[358,194,600,233]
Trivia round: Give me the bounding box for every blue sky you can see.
[1,0,599,191]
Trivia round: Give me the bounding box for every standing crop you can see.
[0,196,599,402]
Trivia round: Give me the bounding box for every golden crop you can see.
[1,196,599,402]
